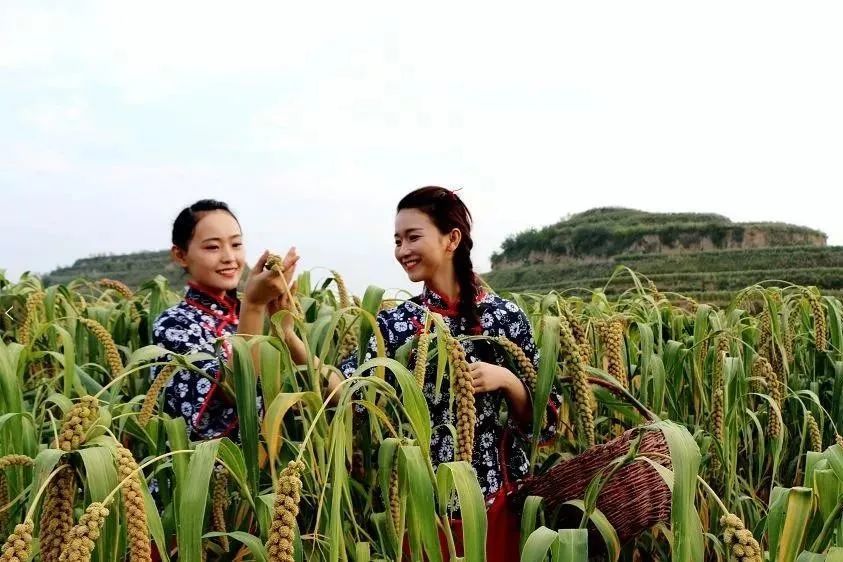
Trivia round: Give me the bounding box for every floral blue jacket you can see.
[340,286,560,497]
[151,282,241,440]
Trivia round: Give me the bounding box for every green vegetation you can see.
[492,208,826,266]
[486,209,838,305]
[43,250,184,289]
[3,268,843,560]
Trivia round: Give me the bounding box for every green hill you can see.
[484,208,842,303]
[43,250,187,289]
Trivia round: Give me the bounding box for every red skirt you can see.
[402,480,522,562]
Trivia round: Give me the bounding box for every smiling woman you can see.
[149,199,300,440]
[279,187,563,561]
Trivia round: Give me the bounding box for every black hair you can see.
[397,187,480,331]
[171,199,239,251]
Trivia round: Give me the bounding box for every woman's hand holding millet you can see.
[469,361,533,426]
[243,247,299,307]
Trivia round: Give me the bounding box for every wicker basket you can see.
[512,378,673,545]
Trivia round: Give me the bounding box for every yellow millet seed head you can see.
[265,253,284,271]
[720,513,761,562]
[115,444,150,562]
[786,305,800,359]
[752,356,782,440]
[388,451,401,532]
[720,513,743,529]
[780,307,794,364]
[567,314,592,366]
[749,355,764,394]
[39,464,77,562]
[684,296,700,313]
[497,336,536,391]
[0,455,33,471]
[58,502,110,562]
[19,291,45,347]
[696,333,710,370]
[770,346,784,376]
[413,331,430,388]
[338,328,358,361]
[78,318,123,376]
[212,467,230,552]
[266,461,305,562]
[807,412,823,452]
[711,335,729,392]
[716,335,730,358]
[447,337,476,463]
[758,311,772,352]
[836,434,843,448]
[712,387,724,441]
[647,280,665,304]
[55,397,100,452]
[753,356,781,405]
[0,519,34,562]
[736,529,754,545]
[559,315,595,447]
[767,368,782,405]
[331,271,351,310]
[139,365,177,427]
[810,294,828,352]
[722,526,734,544]
[767,404,782,440]
[599,319,627,388]
[97,279,133,299]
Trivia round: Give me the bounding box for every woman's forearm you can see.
[283,329,310,366]
[237,301,267,372]
[503,373,533,427]
[238,300,267,339]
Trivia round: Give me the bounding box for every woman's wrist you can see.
[242,297,267,312]
[501,369,532,424]
[282,327,299,345]
[501,369,523,395]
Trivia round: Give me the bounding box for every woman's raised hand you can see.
[243,247,300,307]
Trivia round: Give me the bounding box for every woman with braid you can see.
[280,187,561,560]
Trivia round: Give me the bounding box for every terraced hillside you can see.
[484,208,843,304]
[43,250,187,289]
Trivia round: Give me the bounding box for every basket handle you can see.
[558,375,659,422]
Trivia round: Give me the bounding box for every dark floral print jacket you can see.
[340,286,561,498]
[151,282,242,440]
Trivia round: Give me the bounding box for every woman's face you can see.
[173,210,245,294]
[394,208,458,284]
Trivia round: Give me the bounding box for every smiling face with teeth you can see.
[394,208,461,286]
[172,210,246,297]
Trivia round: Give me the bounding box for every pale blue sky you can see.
[2,1,842,295]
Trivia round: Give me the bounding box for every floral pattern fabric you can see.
[151,282,242,440]
[340,286,561,498]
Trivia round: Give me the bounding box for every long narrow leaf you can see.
[177,439,220,562]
